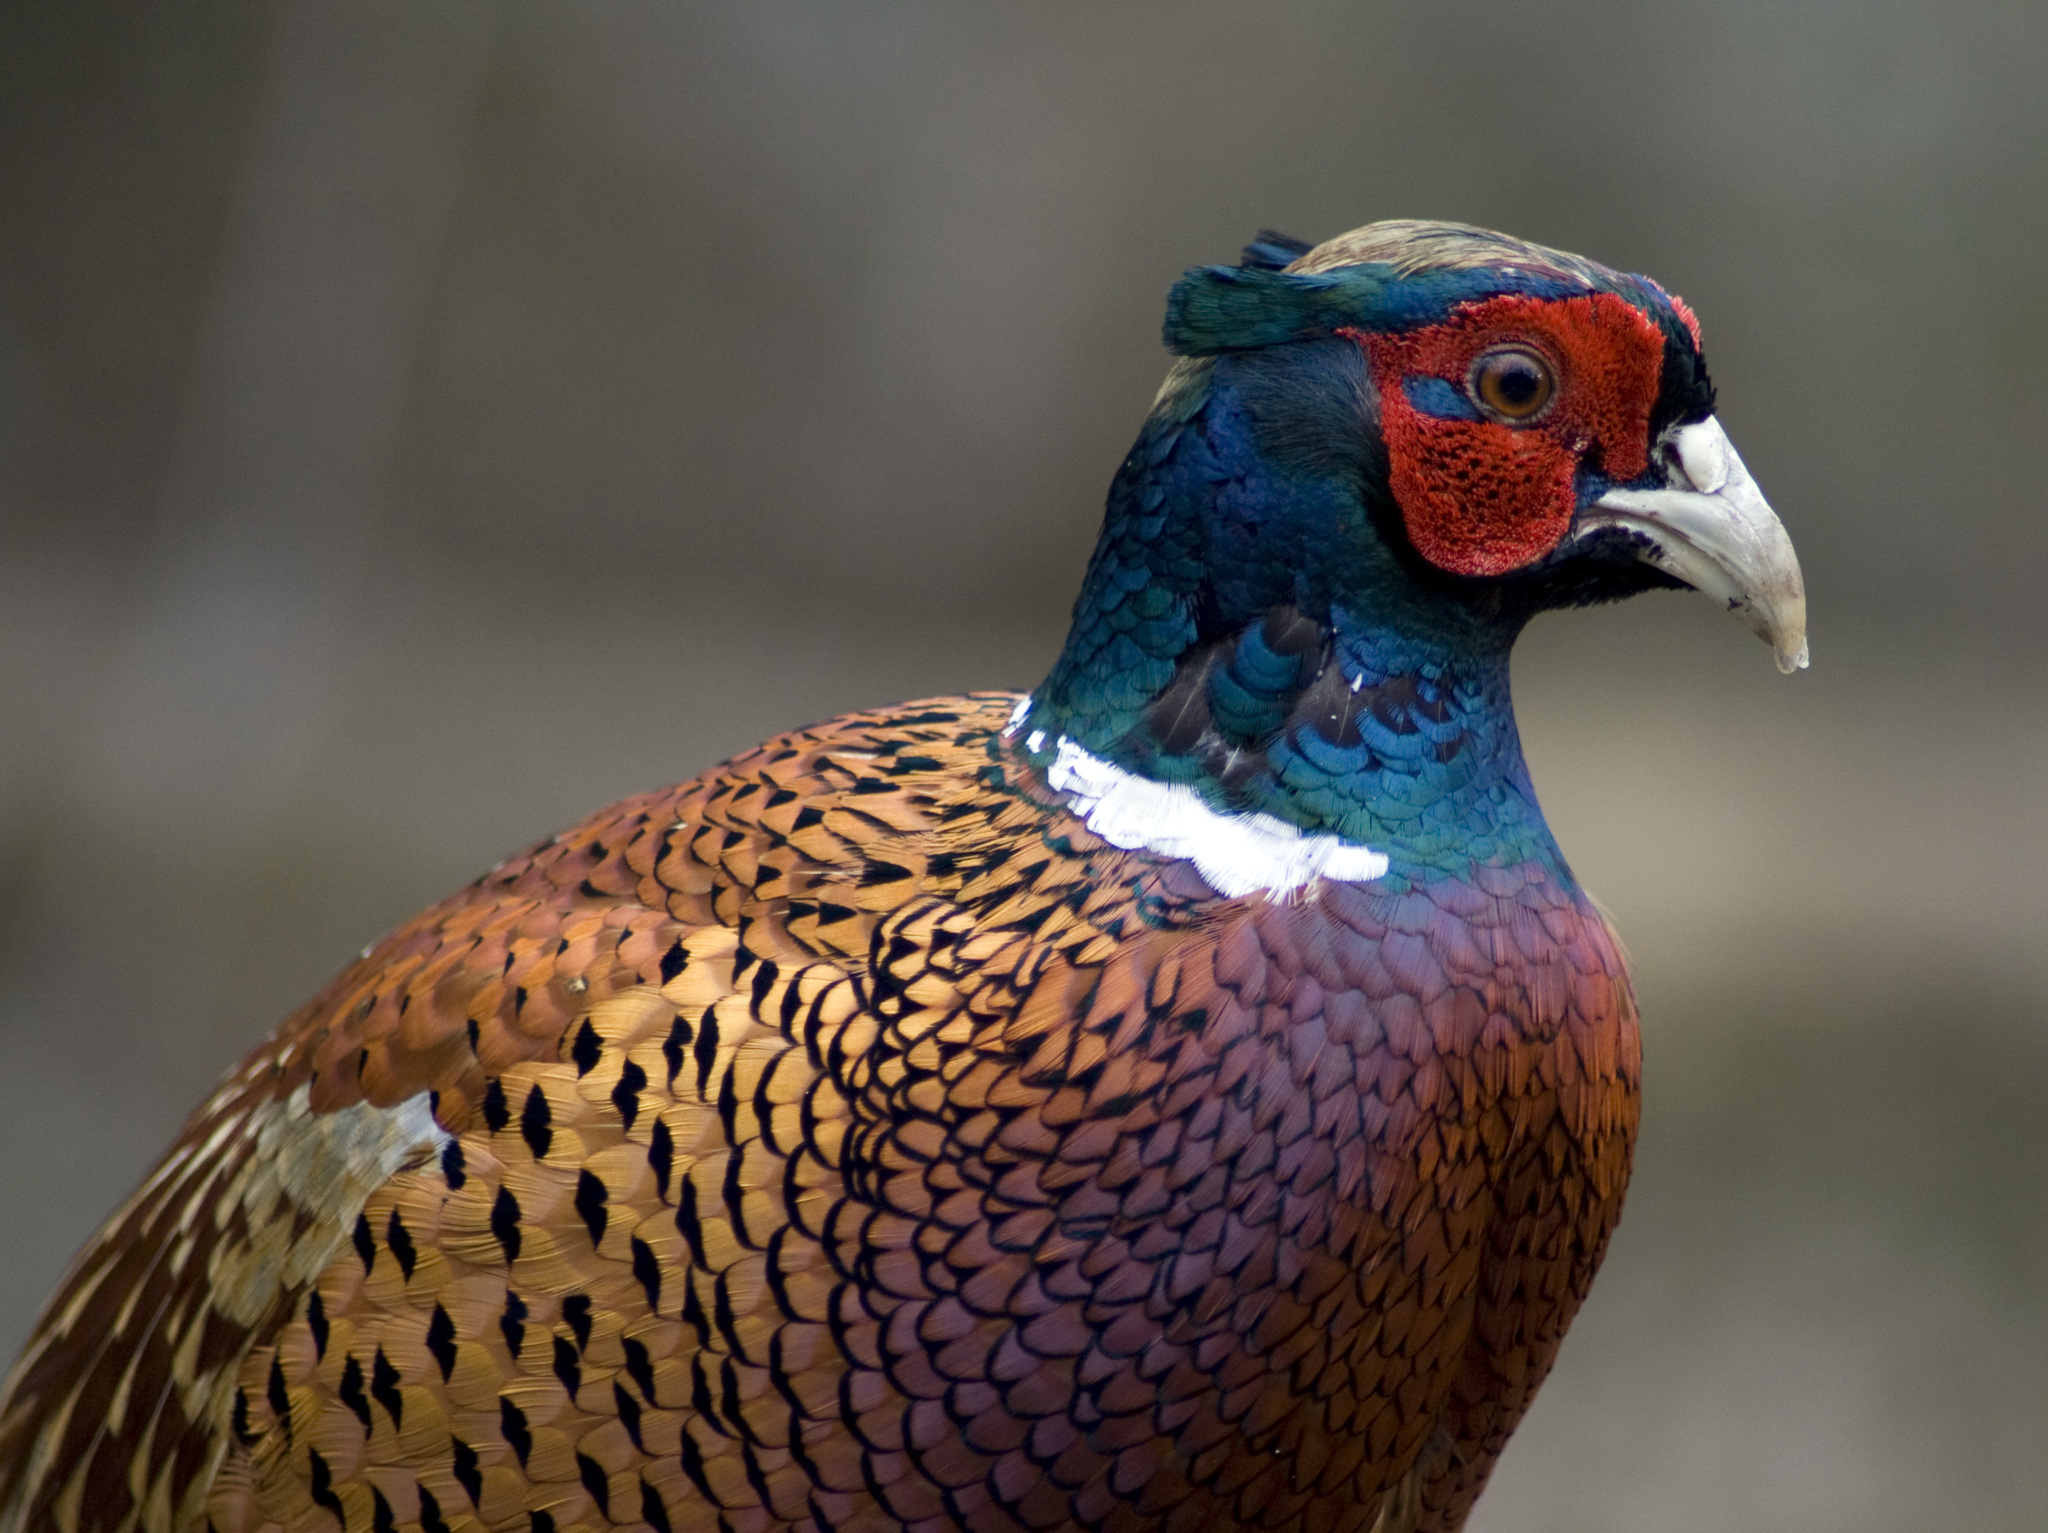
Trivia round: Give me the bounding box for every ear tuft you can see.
[1162,265,1375,357]
[1238,229,1316,271]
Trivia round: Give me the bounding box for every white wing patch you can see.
[206,1082,450,1325]
[0,1079,450,1533]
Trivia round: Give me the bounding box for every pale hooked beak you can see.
[1578,416,1810,673]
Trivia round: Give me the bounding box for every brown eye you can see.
[1470,347,1555,421]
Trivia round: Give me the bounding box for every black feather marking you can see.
[693,1007,719,1094]
[612,1059,646,1132]
[679,1425,713,1500]
[750,960,781,1018]
[718,1353,747,1430]
[648,1117,674,1200]
[426,1304,458,1381]
[500,1396,533,1467]
[574,1168,608,1246]
[614,1381,644,1450]
[440,1138,466,1189]
[561,1293,593,1353]
[662,1015,690,1086]
[521,1083,553,1160]
[351,1213,375,1274]
[370,1348,403,1429]
[762,1230,799,1322]
[482,1078,509,1132]
[551,1335,581,1399]
[338,1355,371,1434]
[231,1388,255,1447]
[266,1354,291,1442]
[528,1515,555,1533]
[689,1356,718,1425]
[305,1291,329,1360]
[371,1487,396,1533]
[719,1125,750,1233]
[640,1479,674,1533]
[385,1209,417,1281]
[659,941,687,984]
[622,1336,658,1404]
[452,1440,483,1507]
[577,1453,610,1519]
[490,1187,522,1264]
[680,1273,712,1350]
[571,1019,601,1076]
[631,1236,661,1313]
[418,1486,450,1533]
[499,1290,528,1358]
[676,1176,707,1268]
[856,860,911,888]
[308,1448,343,1524]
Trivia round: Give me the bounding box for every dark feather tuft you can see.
[1238,229,1315,271]
[1162,263,1371,357]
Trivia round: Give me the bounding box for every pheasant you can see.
[0,220,1805,1533]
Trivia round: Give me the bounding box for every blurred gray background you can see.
[2,3,2043,1529]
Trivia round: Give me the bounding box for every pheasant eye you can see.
[1470,347,1555,421]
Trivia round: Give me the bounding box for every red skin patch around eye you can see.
[1342,291,1666,578]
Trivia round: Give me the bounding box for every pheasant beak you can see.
[1580,416,1810,673]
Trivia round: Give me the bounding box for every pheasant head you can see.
[1022,219,1806,889]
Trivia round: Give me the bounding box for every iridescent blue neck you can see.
[1023,348,1568,889]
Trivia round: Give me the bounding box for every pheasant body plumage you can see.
[0,221,1804,1533]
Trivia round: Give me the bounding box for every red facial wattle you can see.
[1345,291,1667,578]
